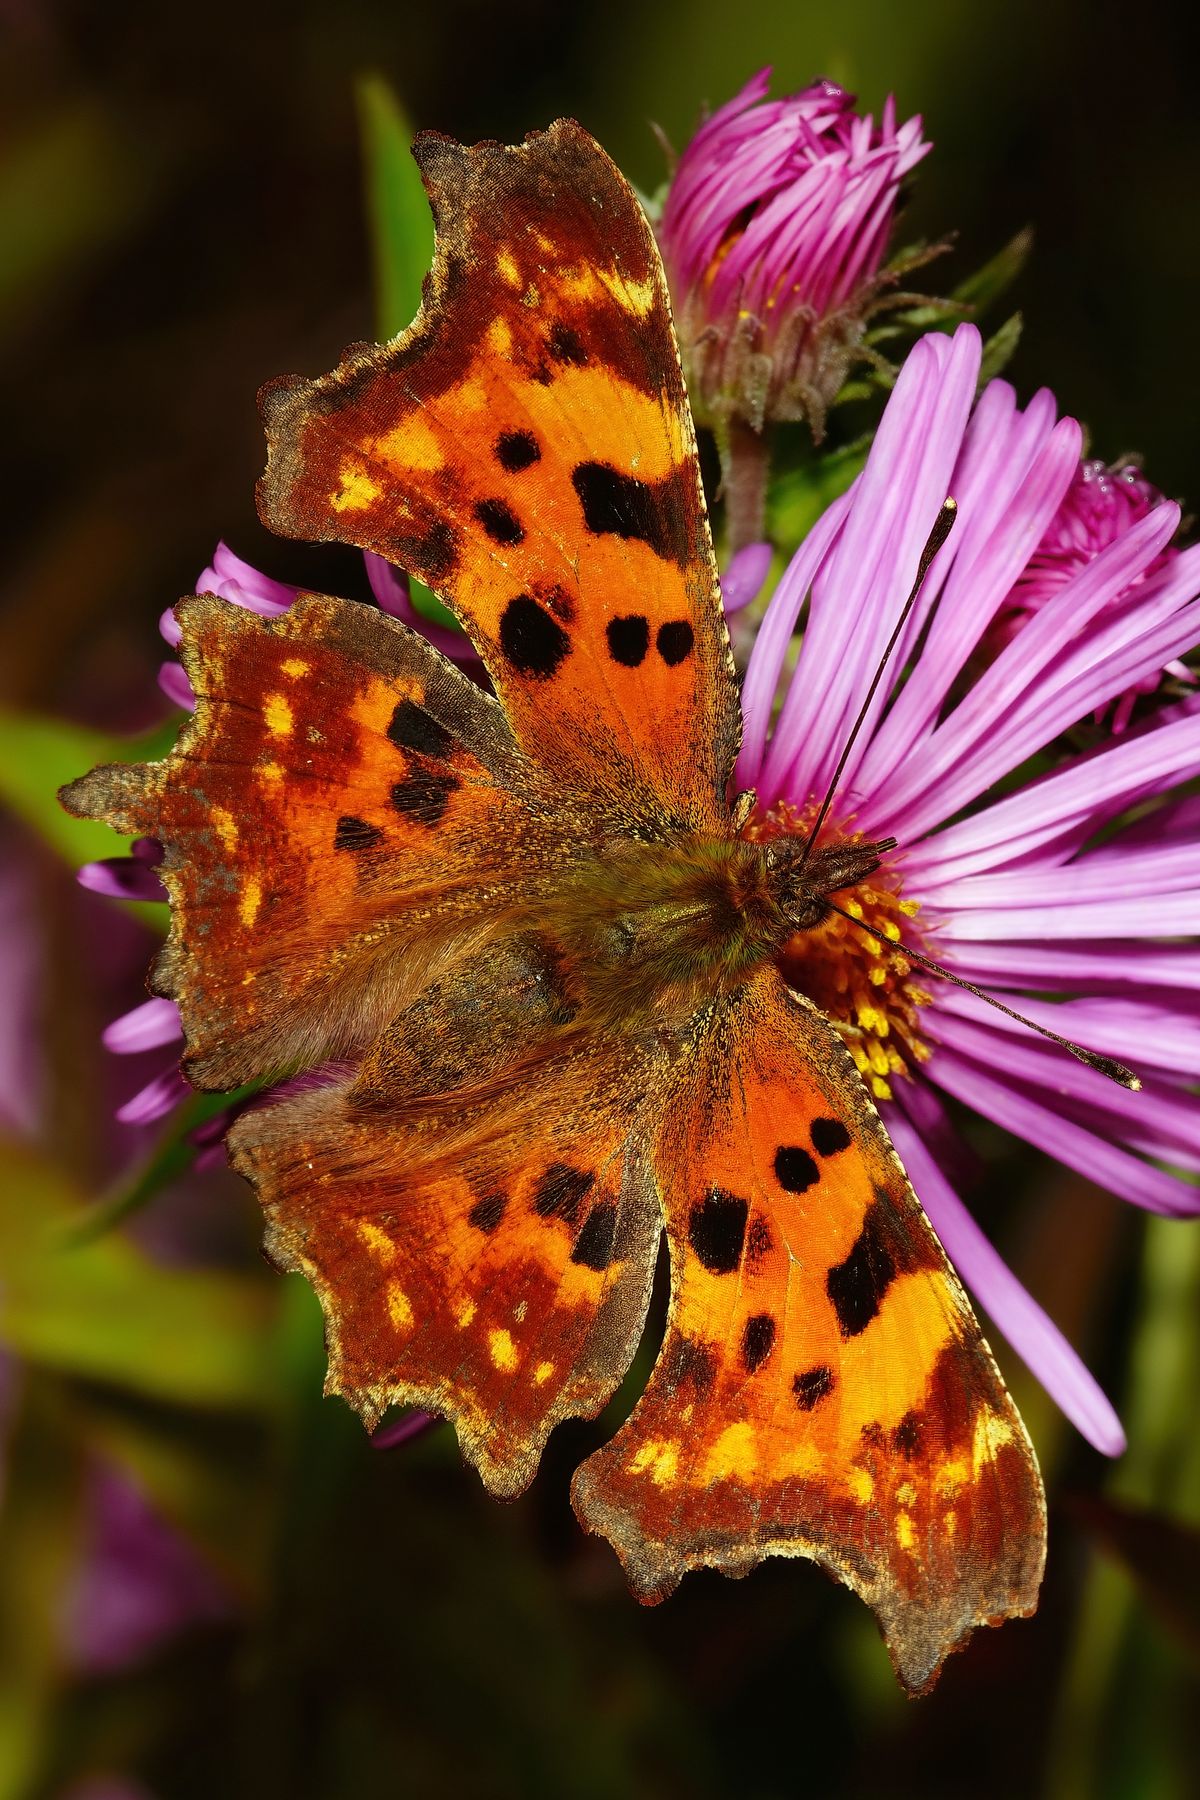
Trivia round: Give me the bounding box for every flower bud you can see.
[658,69,930,439]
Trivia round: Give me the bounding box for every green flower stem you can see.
[1045,1215,1200,1799]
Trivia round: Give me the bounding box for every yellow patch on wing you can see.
[534,1361,555,1386]
[972,1409,1016,1469]
[211,806,238,851]
[239,875,262,928]
[263,693,293,738]
[356,1221,396,1263]
[330,463,381,512]
[487,317,513,356]
[629,1440,679,1486]
[280,657,310,679]
[488,1328,518,1372]
[373,414,445,472]
[847,1465,875,1505]
[387,1281,414,1331]
[704,1421,758,1484]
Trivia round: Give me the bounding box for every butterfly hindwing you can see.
[572,968,1045,1694]
[257,121,741,834]
[229,1012,664,1497]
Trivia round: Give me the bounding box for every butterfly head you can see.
[764,834,898,933]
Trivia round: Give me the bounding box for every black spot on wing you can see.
[688,1188,748,1274]
[571,462,690,564]
[334,815,383,852]
[532,1162,594,1225]
[656,621,694,665]
[387,699,454,760]
[571,1202,618,1270]
[605,614,650,667]
[741,1314,776,1373]
[468,1191,507,1233]
[475,497,525,545]
[827,1201,897,1338]
[892,1411,922,1458]
[775,1145,820,1193]
[793,1365,834,1410]
[390,768,460,827]
[495,430,540,471]
[812,1116,852,1157]
[499,595,571,678]
[548,321,588,365]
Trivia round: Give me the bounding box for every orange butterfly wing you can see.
[62,593,555,1090]
[257,121,740,831]
[573,968,1045,1694]
[229,1012,664,1497]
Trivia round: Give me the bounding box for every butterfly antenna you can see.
[798,498,958,869]
[824,899,1141,1090]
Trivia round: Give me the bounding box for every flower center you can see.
[748,803,933,1100]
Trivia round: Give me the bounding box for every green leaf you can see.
[409,576,461,633]
[357,74,435,342]
[0,1139,280,1413]
[978,311,1023,385]
[951,226,1033,315]
[0,704,176,863]
[768,435,871,553]
[356,77,463,642]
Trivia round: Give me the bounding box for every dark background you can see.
[1,2,1198,1796]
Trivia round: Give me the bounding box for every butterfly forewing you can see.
[62,593,554,1090]
[257,121,741,834]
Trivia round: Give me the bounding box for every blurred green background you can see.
[2,2,1199,1796]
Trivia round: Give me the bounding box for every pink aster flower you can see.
[738,321,1200,1456]
[659,69,930,440]
[989,455,1191,731]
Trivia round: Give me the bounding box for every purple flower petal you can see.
[78,856,168,903]
[194,540,297,615]
[63,1462,230,1674]
[720,541,773,614]
[115,1066,188,1127]
[102,997,183,1055]
[158,660,196,712]
[926,1049,1200,1217]
[888,1106,1126,1455]
[371,1409,437,1450]
[659,71,930,427]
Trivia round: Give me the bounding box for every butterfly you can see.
[62,120,1045,1693]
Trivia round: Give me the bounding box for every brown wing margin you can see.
[256,121,741,834]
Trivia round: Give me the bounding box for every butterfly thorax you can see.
[538,830,892,1038]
